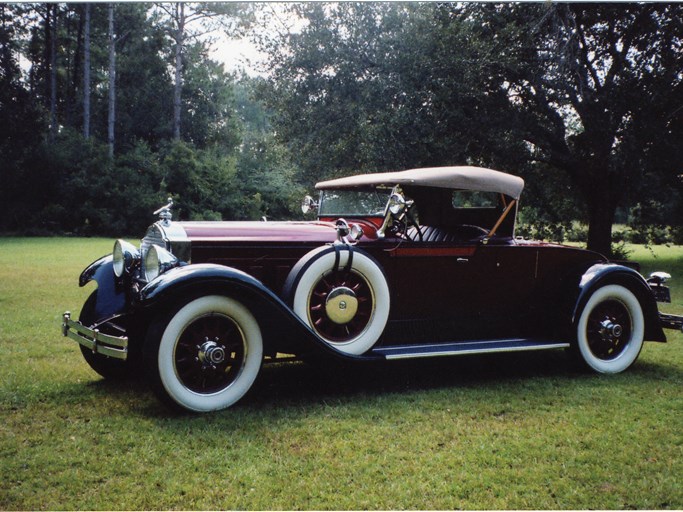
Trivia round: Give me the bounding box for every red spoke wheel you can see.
[308,269,374,342]
[284,246,390,355]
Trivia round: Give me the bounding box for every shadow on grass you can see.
[247,350,584,407]
[58,347,682,419]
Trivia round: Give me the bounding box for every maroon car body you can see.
[62,166,679,412]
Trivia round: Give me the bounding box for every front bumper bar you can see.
[62,312,129,360]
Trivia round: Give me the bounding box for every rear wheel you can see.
[79,291,131,380]
[144,295,263,412]
[575,284,644,373]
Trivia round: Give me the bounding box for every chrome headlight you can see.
[143,244,178,282]
[113,239,140,278]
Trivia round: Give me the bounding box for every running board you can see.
[372,339,570,360]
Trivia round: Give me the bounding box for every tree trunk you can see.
[48,4,57,143]
[585,193,618,257]
[67,5,84,129]
[173,2,185,141]
[83,3,91,139]
[107,3,115,158]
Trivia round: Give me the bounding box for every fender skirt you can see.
[573,263,666,343]
[137,263,382,362]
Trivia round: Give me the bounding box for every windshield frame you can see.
[318,187,392,218]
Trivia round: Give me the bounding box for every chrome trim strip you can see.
[62,312,128,360]
[375,339,570,360]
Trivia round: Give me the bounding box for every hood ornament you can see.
[154,197,174,227]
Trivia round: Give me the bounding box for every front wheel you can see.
[144,295,263,412]
[575,284,644,374]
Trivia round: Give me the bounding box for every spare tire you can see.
[283,245,390,355]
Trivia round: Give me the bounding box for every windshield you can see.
[319,189,390,217]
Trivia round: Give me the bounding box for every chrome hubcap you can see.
[586,298,632,361]
[325,287,359,324]
[197,338,227,368]
[599,319,623,342]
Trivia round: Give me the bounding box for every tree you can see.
[83,3,91,138]
[258,3,449,184]
[107,3,115,157]
[180,41,240,150]
[0,4,44,229]
[458,3,683,255]
[47,3,57,142]
[258,3,683,255]
[233,75,302,220]
[153,2,251,141]
[107,3,174,151]
[1,2,271,234]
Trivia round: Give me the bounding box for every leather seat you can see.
[407,225,456,242]
[407,225,487,242]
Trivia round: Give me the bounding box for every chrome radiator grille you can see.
[141,225,166,258]
[140,222,191,275]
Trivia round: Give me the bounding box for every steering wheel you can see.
[390,195,421,240]
[401,201,422,241]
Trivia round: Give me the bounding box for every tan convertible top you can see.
[316,166,525,200]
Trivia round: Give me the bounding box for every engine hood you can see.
[178,220,340,244]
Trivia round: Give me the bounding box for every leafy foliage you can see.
[1,3,681,248]
[257,3,683,254]
[0,3,300,234]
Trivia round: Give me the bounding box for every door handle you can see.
[457,258,469,263]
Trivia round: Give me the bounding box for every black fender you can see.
[572,263,666,342]
[137,263,382,361]
[78,255,127,320]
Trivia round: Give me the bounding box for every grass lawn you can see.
[1,237,681,510]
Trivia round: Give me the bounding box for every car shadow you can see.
[243,350,580,407]
[77,348,682,418]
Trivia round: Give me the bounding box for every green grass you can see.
[1,237,682,510]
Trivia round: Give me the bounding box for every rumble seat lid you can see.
[315,166,525,200]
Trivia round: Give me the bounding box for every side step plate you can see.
[372,338,570,360]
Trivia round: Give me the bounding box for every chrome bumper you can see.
[62,312,128,360]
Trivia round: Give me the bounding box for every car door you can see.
[384,240,491,342]
[385,240,539,343]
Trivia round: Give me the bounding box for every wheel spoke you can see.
[174,313,246,394]
[307,269,374,342]
[586,299,632,360]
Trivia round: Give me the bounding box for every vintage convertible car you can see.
[62,166,682,412]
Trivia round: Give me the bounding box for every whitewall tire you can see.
[284,246,390,355]
[147,295,263,412]
[576,284,644,374]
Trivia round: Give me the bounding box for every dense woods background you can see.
[1,2,682,255]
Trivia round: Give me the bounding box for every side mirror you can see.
[301,195,318,215]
